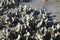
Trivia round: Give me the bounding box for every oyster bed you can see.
[0,0,60,40]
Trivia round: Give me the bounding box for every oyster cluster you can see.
[0,0,60,40]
